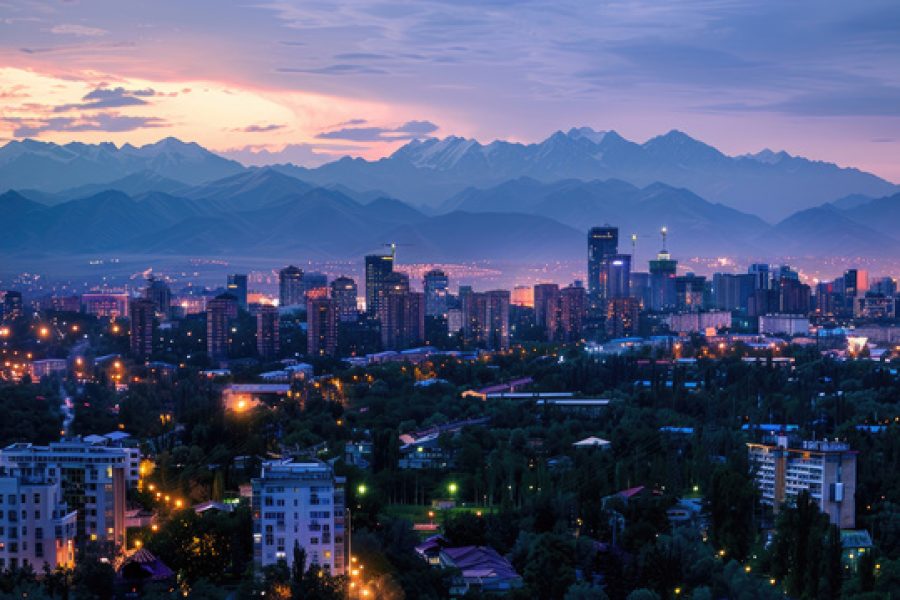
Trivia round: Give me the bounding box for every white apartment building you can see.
[748,436,857,528]
[0,476,76,572]
[0,441,129,554]
[252,460,346,575]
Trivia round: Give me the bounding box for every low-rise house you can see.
[439,546,523,596]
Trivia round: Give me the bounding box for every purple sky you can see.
[1,0,899,180]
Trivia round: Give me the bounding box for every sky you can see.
[1,0,899,180]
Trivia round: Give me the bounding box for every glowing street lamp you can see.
[448,482,458,495]
[357,484,367,496]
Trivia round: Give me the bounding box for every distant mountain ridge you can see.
[275,128,898,221]
[2,164,898,262]
[3,130,896,222]
[0,137,244,192]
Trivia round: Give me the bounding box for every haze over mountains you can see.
[1,130,899,263]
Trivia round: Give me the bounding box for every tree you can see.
[564,582,610,600]
[707,465,757,561]
[523,534,576,600]
[72,549,115,600]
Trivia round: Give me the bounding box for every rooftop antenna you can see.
[631,233,637,260]
[660,226,668,252]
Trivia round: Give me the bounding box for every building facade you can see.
[279,266,304,308]
[256,304,280,360]
[251,460,346,575]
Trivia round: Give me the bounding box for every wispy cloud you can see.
[3,113,167,137]
[49,23,108,37]
[316,120,438,141]
[232,123,286,133]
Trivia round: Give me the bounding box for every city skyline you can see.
[1,1,900,180]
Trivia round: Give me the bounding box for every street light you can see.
[357,484,367,496]
[448,482,458,495]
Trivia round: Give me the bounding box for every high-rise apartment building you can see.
[461,291,509,350]
[256,304,280,360]
[747,437,856,529]
[558,285,586,343]
[303,272,329,300]
[307,298,338,357]
[379,273,424,350]
[675,274,706,311]
[144,276,171,319]
[533,283,560,337]
[605,297,640,338]
[423,269,450,317]
[279,266,305,308]
[365,253,394,318]
[206,293,238,362]
[712,273,755,312]
[227,274,249,310]
[252,460,346,575]
[128,298,156,358]
[330,277,358,323]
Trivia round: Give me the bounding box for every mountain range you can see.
[272,128,898,221]
[1,132,898,263]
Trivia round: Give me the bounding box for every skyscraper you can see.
[307,297,337,357]
[256,304,280,360]
[128,297,156,358]
[605,254,632,299]
[206,293,237,362]
[423,269,450,317]
[365,253,394,318]
[279,265,304,308]
[648,230,678,311]
[749,263,772,290]
[587,226,618,304]
[227,274,248,310]
[330,276,358,322]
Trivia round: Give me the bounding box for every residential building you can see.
[251,460,346,575]
[227,274,249,310]
[606,297,640,338]
[256,304,280,360]
[307,298,338,357]
[128,298,156,359]
[558,285,586,343]
[648,248,677,311]
[424,269,450,317]
[0,440,130,554]
[144,277,171,319]
[81,293,129,318]
[206,293,238,362]
[0,475,76,572]
[279,266,304,308]
[747,437,857,528]
[330,277,358,322]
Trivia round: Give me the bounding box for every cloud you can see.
[49,24,108,37]
[3,113,167,137]
[232,123,286,133]
[316,120,438,141]
[278,64,388,76]
[53,86,160,112]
